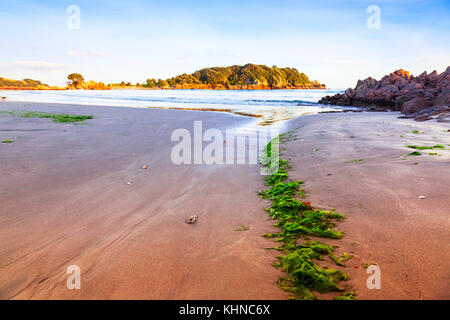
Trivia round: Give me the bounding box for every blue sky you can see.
[0,0,449,87]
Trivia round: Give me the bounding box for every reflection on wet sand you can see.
[146,104,341,126]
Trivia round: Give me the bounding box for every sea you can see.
[0,89,352,126]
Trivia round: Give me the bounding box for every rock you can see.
[395,95,413,108]
[185,215,198,224]
[434,89,450,107]
[436,112,450,123]
[318,66,450,121]
[414,114,433,122]
[401,97,433,114]
[344,88,355,96]
[392,69,411,80]
[415,71,428,83]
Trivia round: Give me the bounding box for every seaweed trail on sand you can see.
[0,110,93,123]
[259,130,355,300]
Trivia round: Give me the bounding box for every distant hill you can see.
[0,64,326,91]
[0,77,50,89]
[144,64,325,90]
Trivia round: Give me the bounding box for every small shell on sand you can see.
[141,165,148,170]
[185,215,198,224]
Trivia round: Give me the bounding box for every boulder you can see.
[401,97,433,114]
[434,89,450,107]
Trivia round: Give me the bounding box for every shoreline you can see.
[0,101,448,299]
[0,92,349,127]
[0,86,328,91]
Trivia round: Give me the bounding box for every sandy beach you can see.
[0,101,449,299]
[0,101,285,299]
[283,112,450,299]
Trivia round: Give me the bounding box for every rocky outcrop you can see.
[319,67,450,121]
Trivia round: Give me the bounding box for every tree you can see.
[145,79,156,88]
[67,73,84,87]
[157,79,169,87]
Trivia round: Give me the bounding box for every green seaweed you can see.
[334,291,357,300]
[259,134,352,300]
[407,144,445,150]
[0,110,93,123]
[408,151,422,156]
[406,145,433,150]
[1,140,14,143]
[344,159,363,163]
[20,111,93,122]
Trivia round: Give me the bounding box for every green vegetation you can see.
[0,76,48,88]
[259,133,353,300]
[412,130,420,134]
[428,152,438,156]
[344,159,363,163]
[406,145,433,150]
[1,110,93,123]
[3,65,321,90]
[235,225,250,232]
[408,151,422,156]
[1,140,14,143]
[406,145,445,151]
[20,111,93,123]
[67,73,85,87]
[334,291,357,300]
[144,64,316,88]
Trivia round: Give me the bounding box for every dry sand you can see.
[0,101,448,300]
[283,112,450,299]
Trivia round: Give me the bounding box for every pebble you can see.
[185,215,198,224]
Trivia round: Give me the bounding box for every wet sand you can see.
[1,101,449,300]
[0,101,285,299]
[283,112,450,299]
